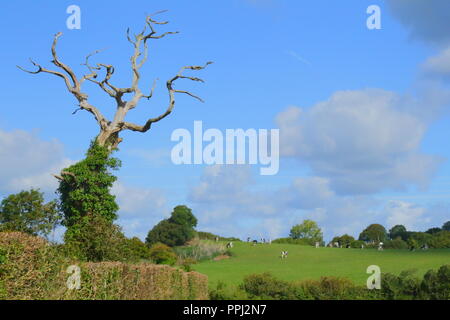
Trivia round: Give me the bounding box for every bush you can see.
[209,281,249,300]
[197,231,240,242]
[350,240,365,248]
[381,270,423,300]
[0,232,208,300]
[174,240,227,262]
[272,238,312,246]
[429,231,450,248]
[331,235,355,247]
[298,277,376,300]
[148,243,177,266]
[421,265,450,300]
[0,232,65,299]
[123,237,151,262]
[63,214,128,262]
[62,262,208,300]
[240,273,298,300]
[384,238,409,249]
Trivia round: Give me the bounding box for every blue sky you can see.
[0,0,449,241]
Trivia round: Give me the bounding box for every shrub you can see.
[420,265,450,300]
[240,273,298,300]
[0,232,208,300]
[384,238,408,249]
[174,240,226,262]
[298,277,376,300]
[197,231,240,242]
[350,240,365,248]
[61,262,209,300]
[123,237,151,262]
[381,270,422,300]
[148,243,177,266]
[272,238,312,246]
[331,235,355,247]
[63,214,128,262]
[209,281,249,300]
[429,231,450,248]
[0,232,65,299]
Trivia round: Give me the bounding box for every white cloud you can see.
[422,47,450,80]
[385,200,427,230]
[112,181,168,240]
[0,129,73,195]
[275,89,444,195]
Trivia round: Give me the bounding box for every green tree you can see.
[146,206,198,247]
[0,189,61,238]
[425,227,441,235]
[389,225,408,240]
[289,220,323,244]
[359,224,387,243]
[169,205,197,228]
[57,142,121,230]
[442,221,450,231]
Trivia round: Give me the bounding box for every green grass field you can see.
[192,241,450,287]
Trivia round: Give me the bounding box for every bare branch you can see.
[121,61,212,133]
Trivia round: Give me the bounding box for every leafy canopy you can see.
[0,189,61,238]
[289,220,323,243]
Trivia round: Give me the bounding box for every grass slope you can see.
[193,241,450,287]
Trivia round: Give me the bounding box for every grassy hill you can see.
[193,241,450,287]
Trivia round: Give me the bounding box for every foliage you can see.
[57,142,121,229]
[0,189,61,238]
[0,232,208,300]
[0,232,66,299]
[350,240,366,248]
[358,224,388,242]
[240,273,298,300]
[429,231,450,249]
[442,221,450,231]
[123,237,152,262]
[381,266,450,300]
[197,231,240,242]
[426,227,442,235]
[146,206,198,247]
[420,265,450,300]
[384,237,409,249]
[209,281,249,300]
[63,214,128,262]
[331,234,355,247]
[174,240,227,262]
[407,232,432,247]
[289,220,323,244]
[272,237,313,246]
[389,225,408,241]
[148,243,177,266]
[169,205,197,228]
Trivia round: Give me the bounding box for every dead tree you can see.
[18,11,212,151]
